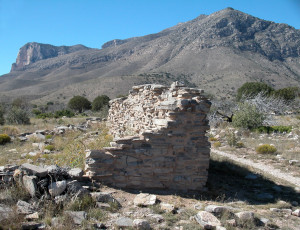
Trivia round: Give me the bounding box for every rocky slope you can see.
[1,7,300,103]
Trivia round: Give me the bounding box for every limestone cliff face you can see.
[11,42,89,71]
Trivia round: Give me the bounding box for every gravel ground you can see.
[212,149,300,188]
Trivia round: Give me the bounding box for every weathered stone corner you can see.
[85,82,211,190]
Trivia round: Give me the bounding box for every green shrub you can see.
[272,87,299,101]
[54,109,75,118]
[45,134,53,139]
[92,95,110,111]
[68,96,91,113]
[6,107,30,125]
[36,112,54,119]
[232,102,265,129]
[226,130,238,147]
[237,82,274,101]
[0,105,4,125]
[44,145,55,151]
[272,126,292,133]
[254,125,292,133]
[236,142,245,148]
[256,144,277,154]
[0,134,11,145]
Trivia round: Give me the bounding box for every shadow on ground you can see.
[117,158,300,205]
[205,158,300,205]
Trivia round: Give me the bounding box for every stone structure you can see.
[85,82,211,190]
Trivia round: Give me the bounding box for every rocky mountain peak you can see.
[11,42,90,72]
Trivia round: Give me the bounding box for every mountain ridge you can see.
[1,8,300,103]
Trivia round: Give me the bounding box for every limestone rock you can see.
[91,192,120,207]
[68,168,83,178]
[195,211,221,229]
[21,163,48,177]
[146,214,164,223]
[25,212,39,220]
[292,209,300,217]
[22,175,38,197]
[235,211,255,221]
[134,193,157,206]
[48,180,67,197]
[65,211,87,225]
[160,202,176,213]
[205,205,230,214]
[133,219,151,230]
[17,200,36,214]
[115,217,133,228]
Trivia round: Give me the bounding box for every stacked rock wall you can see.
[85,82,211,190]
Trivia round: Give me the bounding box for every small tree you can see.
[92,95,110,111]
[237,82,274,101]
[232,102,265,129]
[6,107,30,125]
[68,96,91,113]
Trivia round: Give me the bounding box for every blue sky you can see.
[0,0,300,76]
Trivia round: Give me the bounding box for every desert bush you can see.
[67,195,96,211]
[236,142,245,148]
[0,134,11,145]
[254,125,292,133]
[92,95,110,111]
[0,105,4,125]
[54,109,75,118]
[272,87,299,101]
[68,96,91,113]
[213,141,221,148]
[45,134,53,139]
[44,145,55,151]
[237,82,274,101]
[232,102,265,129]
[256,144,277,154]
[226,130,238,147]
[6,107,30,125]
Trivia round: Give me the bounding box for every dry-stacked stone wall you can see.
[85,82,211,190]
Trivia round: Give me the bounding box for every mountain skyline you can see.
[1,0,300,76]
[1,7,299,104]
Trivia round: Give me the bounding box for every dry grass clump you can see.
[256,144,277,154]
[0,126,20,136]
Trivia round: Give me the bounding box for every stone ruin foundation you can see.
[85,82,211,190]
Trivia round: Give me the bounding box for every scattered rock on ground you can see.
[22,175,38,197]
[195,211,221,229]
[235,211,255,221]
[48,180,67,197]
[21,163,48,177]
[134,193,157,206]
[292,209,300,217]
[17,200,36,215]
[115,217,133,228]
[133,219,151,230]
[65,211,87,225]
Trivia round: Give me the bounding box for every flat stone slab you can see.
[21,163,48,177]
[17,200,36,215]
[65,211,87,225]
[195,211,221,229]
[134,193,157,206]
[115,217,133,227]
